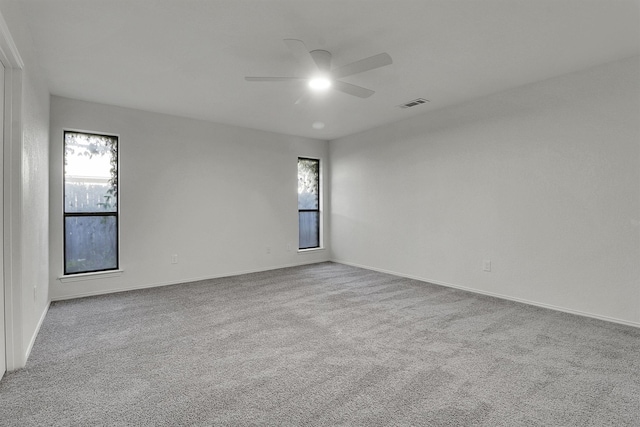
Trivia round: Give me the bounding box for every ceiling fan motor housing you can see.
[310,50,332,72]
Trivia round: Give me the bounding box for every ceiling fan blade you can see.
[245,77,306,82]
[332,80,375,98]
[284,39,319,73]
[331,53,392,79]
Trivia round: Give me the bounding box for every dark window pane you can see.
[298,158,319,209]
[65,216,117,274]
[64,132,117,213]
[299,211,319,249]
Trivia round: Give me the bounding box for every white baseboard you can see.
[50,258,639,328]
[24,301,50,363]
[332,259,640,329]
[51,260,329,302]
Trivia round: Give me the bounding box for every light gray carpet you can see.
[1,262,638,426]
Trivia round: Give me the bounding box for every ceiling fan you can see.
[245,39,392,103]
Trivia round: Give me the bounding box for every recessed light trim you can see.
[312,121,325,130]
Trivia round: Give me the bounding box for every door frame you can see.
[0,11,25,372]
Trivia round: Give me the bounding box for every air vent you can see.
[398,98,429,109]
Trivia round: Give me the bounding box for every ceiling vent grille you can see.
[398,98,429,109]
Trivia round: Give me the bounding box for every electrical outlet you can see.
[266,247,271,254]
[171,254,178,264]
[286,243,292,252]
[483,260,491,272]
[33,286,37,301]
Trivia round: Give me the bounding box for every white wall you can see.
[50,96,329,300]
[0,1,50,368]
[330,56,640,326]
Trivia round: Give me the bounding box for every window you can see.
[298,157,320,249]
[64,131,119,274]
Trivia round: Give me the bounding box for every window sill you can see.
[59,270,124,283]
[298,247,325,253]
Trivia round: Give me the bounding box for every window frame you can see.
[297,156,321,250]
[63,130,120,275]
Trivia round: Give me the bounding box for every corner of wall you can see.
[0,1,51,370]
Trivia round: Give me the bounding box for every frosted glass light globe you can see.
[309,77,331,90]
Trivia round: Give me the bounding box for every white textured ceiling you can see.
[14,0,640,140]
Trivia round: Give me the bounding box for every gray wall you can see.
[0,1,50,367]
[330,56,640,326]
[50,96,329,300]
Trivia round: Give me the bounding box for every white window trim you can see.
[298,247,325,253]
[59,269,124,283]
[62,129,121,276]
[298,156,323,250]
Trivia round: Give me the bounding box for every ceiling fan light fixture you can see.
[245,39,392,101]
[309,76,331,90]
